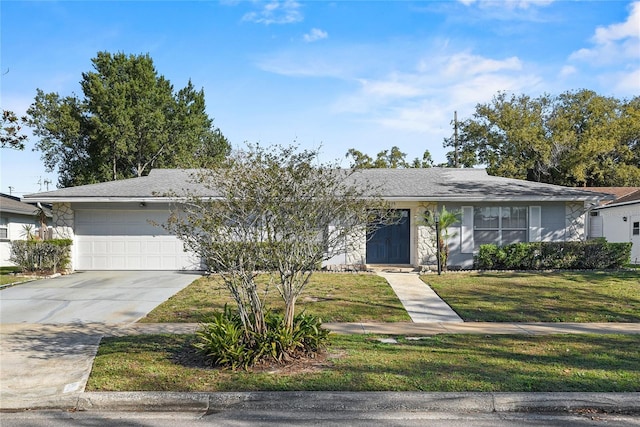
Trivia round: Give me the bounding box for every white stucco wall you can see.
[591,202,640,264]
[0,214,41,267]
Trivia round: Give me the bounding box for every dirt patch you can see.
[172,339,344,374]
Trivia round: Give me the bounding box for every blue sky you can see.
[1,0,639,196]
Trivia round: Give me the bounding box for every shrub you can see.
[193,305,329,370]
[474,240,631,270]
[9,239,72,274]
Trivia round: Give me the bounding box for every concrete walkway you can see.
[376,271,463,322]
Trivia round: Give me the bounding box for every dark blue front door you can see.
[366,209,410,264]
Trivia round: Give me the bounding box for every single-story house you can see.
[585,187,640,265]
[22,168,611,271]
[0,193,52,267]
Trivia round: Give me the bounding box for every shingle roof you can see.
[583,187,640,204]
[0,194,51,216]
[22,168,608,203]
[350,168,608,201]
[614,189,640,204]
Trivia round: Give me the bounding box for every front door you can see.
[366,209,410,264]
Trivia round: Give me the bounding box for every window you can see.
[633,221,639,236]
[473,206,528,249]
[0,217,8,240]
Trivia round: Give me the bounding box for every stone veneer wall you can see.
[345,226,367,265]
[52,202,75,239]
[565,202,586,241]
[416,202,438,267]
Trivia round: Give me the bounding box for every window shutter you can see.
[529,206,541,242]
[461,206,474,253]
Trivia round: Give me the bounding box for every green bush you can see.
[194,306,329,370]
[474,240,631,270]
[9,239,72,274]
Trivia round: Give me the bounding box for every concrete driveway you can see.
[0,270,201,324]
[0,271,201,408]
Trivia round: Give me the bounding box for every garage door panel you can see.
[75,210,200,271]
[111,255,127,270]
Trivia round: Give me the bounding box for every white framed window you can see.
[461,205,540,253]
[473,206,528,249]
[0,217,8,240]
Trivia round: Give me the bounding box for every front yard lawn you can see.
[0,267,32,286]
[87,333,640,392]
[424,271,640,322]
[141,273,411,323]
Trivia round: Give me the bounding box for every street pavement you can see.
[0,270,638,416]
[4,409,640,426]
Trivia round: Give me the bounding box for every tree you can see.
[450,90,640,186]
[1,109,28,150]
[166,144,392,360]
[26,52,230,187]
[345,146,433,168]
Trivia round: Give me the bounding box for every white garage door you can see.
[75,210,200,270]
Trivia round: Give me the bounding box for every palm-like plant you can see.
[423,206,461,271]
[35,205,48,240]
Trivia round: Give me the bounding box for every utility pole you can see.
[453,111,459,168]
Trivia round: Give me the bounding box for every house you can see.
[0,193,52,267]
[585,187,640,265]
[21,168,610,271]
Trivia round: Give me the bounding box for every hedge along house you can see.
[22,168,610,271]
[0,193,52,267]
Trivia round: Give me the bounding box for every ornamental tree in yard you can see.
[27,52,229,187]
[166,144,392,346]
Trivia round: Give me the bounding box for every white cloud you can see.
[559,65,577,78]
[332,51,539,134]
[242,0,303,25]
[609,67,640,94]
[303,28,328,43]
[358,76,424,98]
[441,53,522,76]
[593,1,640,44]
[457,0,555,10]
[569,1,640,65]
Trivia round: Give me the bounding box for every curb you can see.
[4,392,639,414]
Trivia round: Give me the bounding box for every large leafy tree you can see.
[345,146,433,168]
[1,109,28,150]
[449,90,640,186]
[27,52,230,187]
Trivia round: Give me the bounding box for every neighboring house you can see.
[22,168,610,271]
[0,193,52,267]
[584,187,640,265]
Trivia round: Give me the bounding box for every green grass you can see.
[0,266,31,286]
[141,273,411,323]
[87,333,640,392]
[423,271,640,323]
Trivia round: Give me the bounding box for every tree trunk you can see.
[284,297,296,331]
